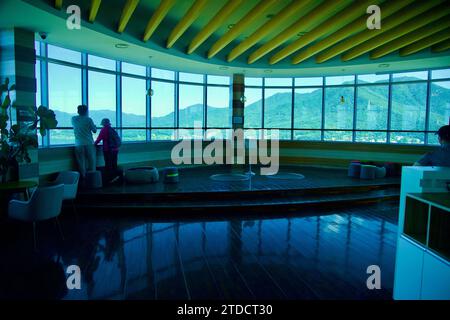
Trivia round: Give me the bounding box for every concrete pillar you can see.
[227,74,245,171]
[0,28,39,181]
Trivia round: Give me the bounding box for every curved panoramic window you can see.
[36,42,449,147]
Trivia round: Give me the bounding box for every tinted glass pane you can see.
[151,81,174,128]
[207,86,230,128]
[390,132,425,144]
[151,68,174,80]
[245,77,262,86]
[264,78,292,86]
[392,71,428,82]
[431,69,450,80]
[244,88,262,128]
[326,75,355,85]
[207,75,230,85]
[356,85,388,130]
[50,129,75,145]
[324,86,354,130]
[48,63,82,128]
[179,72,204,83]
[294,130,321,141]
[88,71,116,126]
[48,45,81,64]
[264,88,292,128]
[294,77,323,86]
[122,129,146,142]
[122,62,146,76]
[89,55,116,70]
[324,131,353,142]
[151,129,175,140]
[357,74,389,83]
[179,84,203,128]
[429,81,450,133]
[294,88,322,129]
[390,83,427,131]
[122,76,146,129]
[35,60,41,107]
[355,132,387,143]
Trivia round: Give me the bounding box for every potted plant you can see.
[0,78,58,183]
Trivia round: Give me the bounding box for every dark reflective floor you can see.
[0,201,398,300]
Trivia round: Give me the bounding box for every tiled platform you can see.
[81,165,400,195]
[77,166,400,211]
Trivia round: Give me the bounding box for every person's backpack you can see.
[108,126,121,149]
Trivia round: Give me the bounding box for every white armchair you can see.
[54,171,80,200]
[8,184,65,251]
[54,171,80,219]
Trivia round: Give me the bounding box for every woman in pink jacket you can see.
[94,118,120,180]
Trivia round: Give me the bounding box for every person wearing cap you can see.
[415,125,450,167]
[95,118,120,182]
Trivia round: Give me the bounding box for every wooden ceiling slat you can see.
[207,0,278,59]
[401,28,450,56]
[342,3,450,61]
[291,0,415,65]
[432,38,450,53]
[247,0,352,64]
[227,0,313,63]
[143,0,176,42]
[371,17,450,59]
[55,0,62,9]
[88,0,102,23]
[269,0,376,65]
[315,0,443,64]
[166,0,208,48]
[118,0,140,33]
[187,0,242,55]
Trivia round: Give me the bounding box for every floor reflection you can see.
[0,202,398,300]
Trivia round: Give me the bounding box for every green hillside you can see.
[50,77,450,144]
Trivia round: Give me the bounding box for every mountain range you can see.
[53,77,450,138]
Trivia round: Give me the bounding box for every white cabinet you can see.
[394,167,450,300]
[421,251,450,300]
[393,236,425,300]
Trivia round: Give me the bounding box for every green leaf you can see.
[37,106,58,132]
[1,95,11,110]
[9,84,16,91]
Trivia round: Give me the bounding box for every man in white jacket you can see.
[71,105,97,179]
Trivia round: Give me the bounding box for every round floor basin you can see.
[209,173,250,182]
[265,173,305,180]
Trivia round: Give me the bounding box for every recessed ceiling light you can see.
[219,66,228,70]
[379,63,390,68]
[228,24,235,29]
[264,69,273,73]
[115,43,129,49]
[266,14,275,19]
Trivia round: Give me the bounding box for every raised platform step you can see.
[75,166,400,213]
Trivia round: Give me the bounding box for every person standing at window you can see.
[72,105,97,179]
[415,125,450,167]
[95,118,121,183]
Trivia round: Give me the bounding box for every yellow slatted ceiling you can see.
[52,0,450,66]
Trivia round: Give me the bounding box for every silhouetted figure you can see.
[95,118,121,183]
[72,105,97,179]
[415,125,450,167]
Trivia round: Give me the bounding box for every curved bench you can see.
[125,167,159,184]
